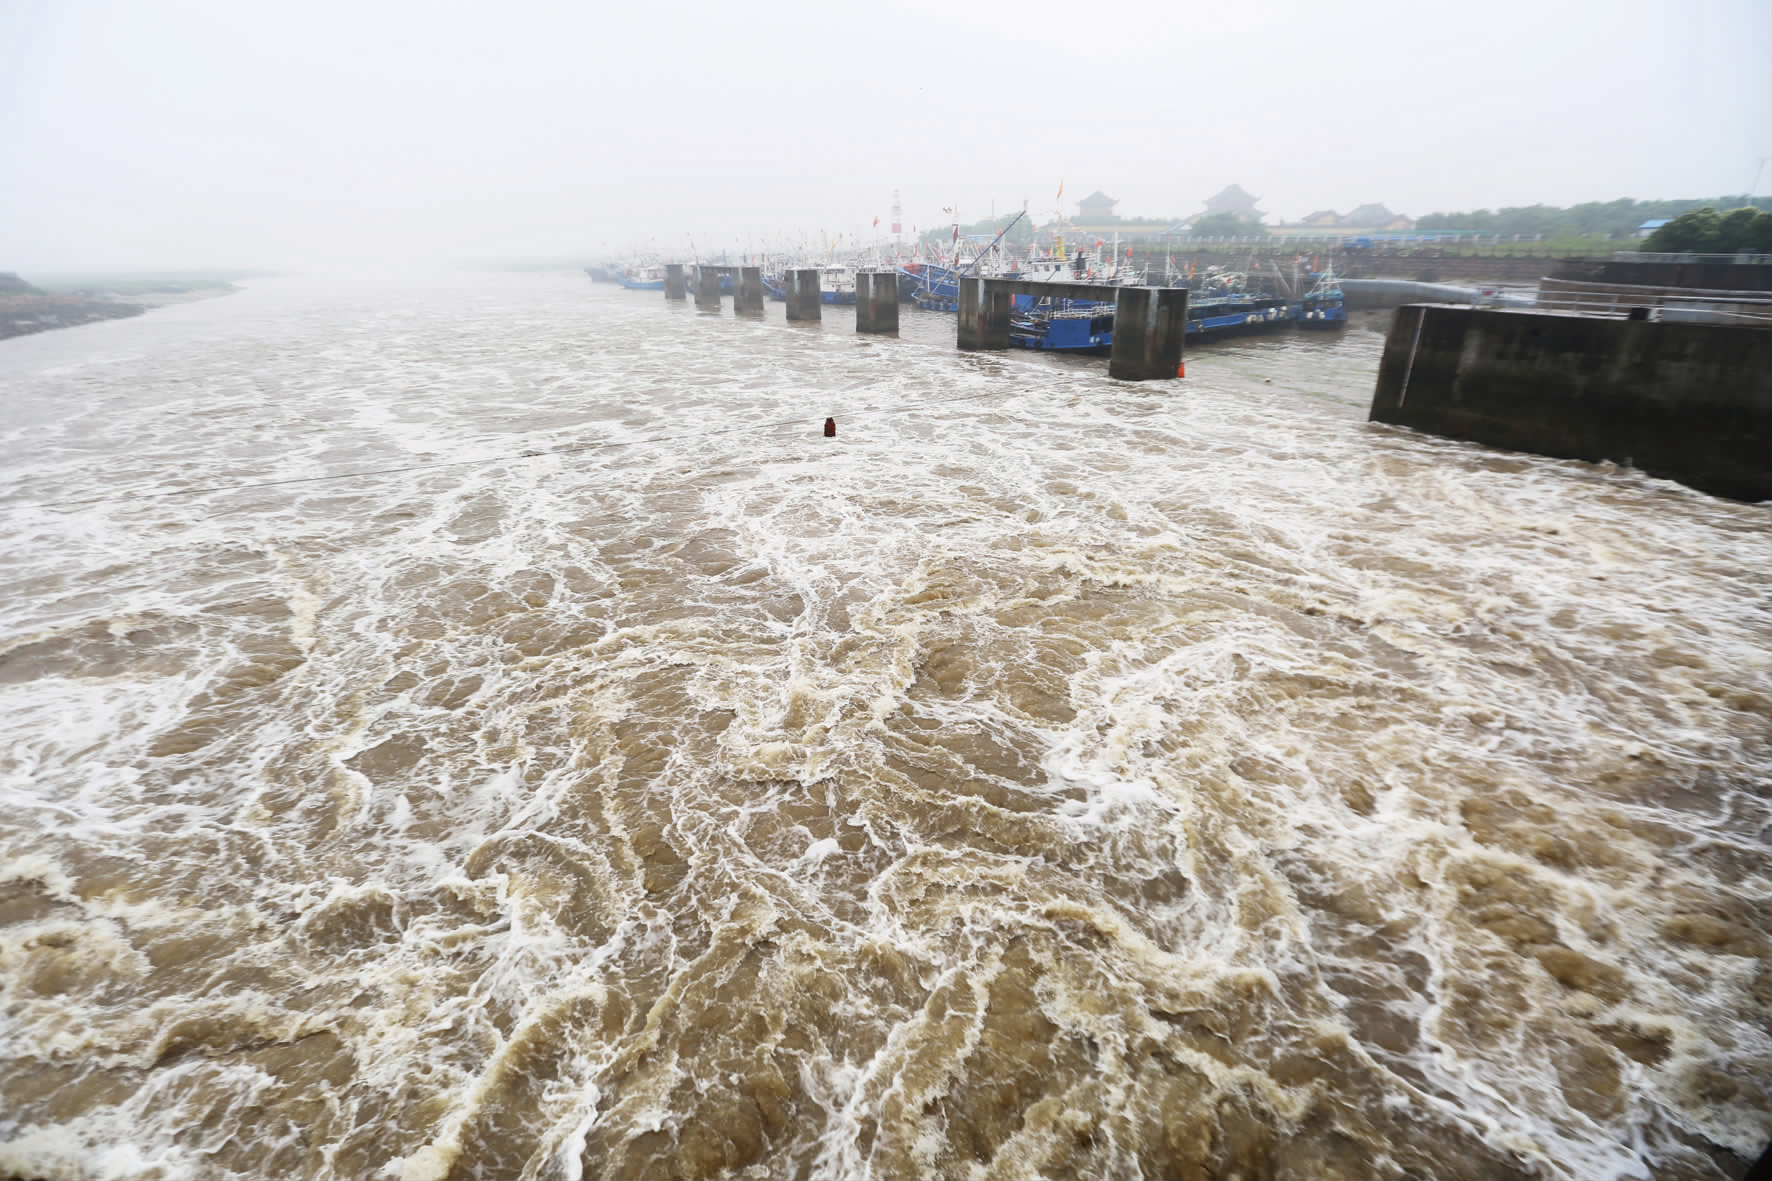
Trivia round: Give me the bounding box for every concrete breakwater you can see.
[1369,304,1772,501]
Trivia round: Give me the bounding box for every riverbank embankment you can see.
[0,272,242,341]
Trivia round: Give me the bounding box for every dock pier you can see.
[693,266,722,310]
[631,264,1191,382]
[958,277,1188,381]
[736,266,764,315]
[785,269,822,322]
[856,271,899,334]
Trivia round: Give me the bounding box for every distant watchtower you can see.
[1201,184,1263,220]
[1076,191,1120,222]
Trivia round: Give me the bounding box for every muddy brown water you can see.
[0,273,1767,1180]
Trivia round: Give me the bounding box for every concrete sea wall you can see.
[1551,258,1771,292]
[1369,305,1772,501]
[1126,249,1579,285]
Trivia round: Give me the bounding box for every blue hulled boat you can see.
[819,265,857,305]
[1295,269,1346,328]
[1185,293,1292,337]
[1182,268,1292,339]
[905,261,964,310]
[1010,302,1117,353]
[1007,265,1301,355]
[692,268,735,295]
[757,265,858,304]
[905,210,1036,312]
[616,264,668,291]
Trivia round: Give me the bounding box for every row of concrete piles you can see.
[659,263,1188,381]
[664,264,900,333]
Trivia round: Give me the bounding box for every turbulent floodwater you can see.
[0,273,1767,1181]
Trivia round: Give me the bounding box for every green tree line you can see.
[1641,206,1771,253]
[1415,196,1770,239]
[923,196,1772,250]
[919,214,1038,249]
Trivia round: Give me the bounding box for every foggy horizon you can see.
[3,0,1768,274]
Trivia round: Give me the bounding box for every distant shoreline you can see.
[0,278,241,342]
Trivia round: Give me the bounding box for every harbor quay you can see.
[601,253,1772,499]
[1369,304,1772,502]
[645,262,1194,381]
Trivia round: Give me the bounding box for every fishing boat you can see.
[754,264,858,304]
[1183,268,1293,338]
[820,264,857,305]
[1008,265,1294,354]
[1295,268,1346,328]
[616,263,668,291]
[1009,301,1117,353]
[905,211,1030,312]
[690,267,734,294]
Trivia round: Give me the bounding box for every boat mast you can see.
[1054,180,1066,262]
[962,209,1027,277]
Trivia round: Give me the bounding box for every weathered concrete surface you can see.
[1553,258,1770,293]
[956,276,1011,351]
[664,264,686,301]
[694,267,722,309]
[1371,305,1772,501]
[856,271,899,334]
[1107,287,1188,381]
[735,267,764,315]
[785,269,821,322]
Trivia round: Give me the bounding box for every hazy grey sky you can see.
[3,0,1768,270]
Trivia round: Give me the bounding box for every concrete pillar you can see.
[664,264,686,301]
[1108,287,1189,381]
[786,268,822,322]
[956,276,1011,351]
[856,271,900,334]
[694,267,722,309]
[735,266,764,315]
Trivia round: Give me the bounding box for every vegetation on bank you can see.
[1416,195,1770,239]
[0,270,251,342]
[922,195,1772,254]
[27,273,258,296]
[1641,206,1772,254]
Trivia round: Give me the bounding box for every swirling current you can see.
[0,273,1767,1181]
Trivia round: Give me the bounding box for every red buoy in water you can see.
[1177,361,1186,378]
[823,417,836,437]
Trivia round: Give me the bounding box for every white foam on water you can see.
[0,273,1765,1181]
